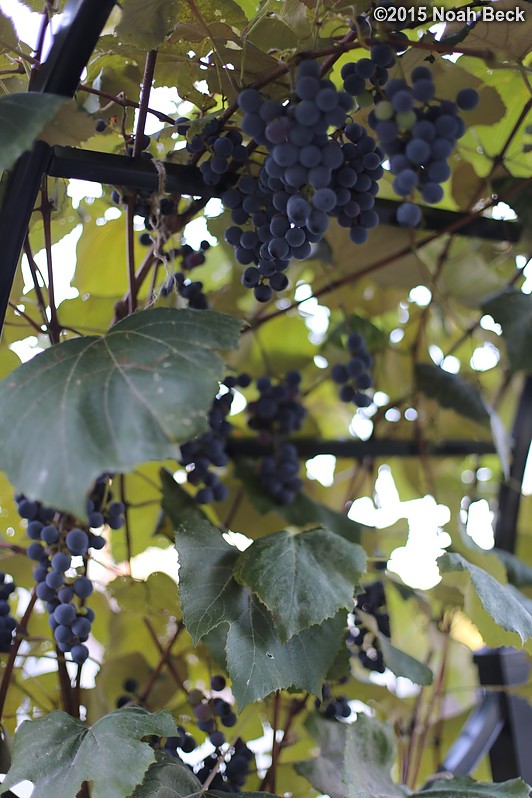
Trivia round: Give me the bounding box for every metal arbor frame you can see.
[0,0,530,789]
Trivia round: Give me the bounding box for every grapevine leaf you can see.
[37,100,95,147]
[226,600,346,708]
[343,715,407,798]
[438,553,532,643]
[0,93,68,171]
[295,713,348,798]
[415,364,490,425]
[233,527,366,641]
[415,777,532,797]
[0,10,17,50]
[482,290,532,372]
[163,472,345,706]
[442,0,531,59]
[0,308,241,519]
[130,752,203,797]
[0,708,176,798]
[116,0,179,48]
[378,636,433,686]
[168,499,242,645]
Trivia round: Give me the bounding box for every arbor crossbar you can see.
[47,146,522,243]
[227,437,496,458]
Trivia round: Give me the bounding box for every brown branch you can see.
[402,650,434,785]
[0,541,28,556]
[139,620,186,704]
[56,649,76,715]
[406,618,453,789]
[23,236,50,335]
[0,592,37,720]
[7,302,44,335]
[268,691,282,793]
[126,198,138,315]
[79,84,175,125]
[259,693,310,791]
[119,474,133,574]
[132,50,158,158]
[41,181,61,344]
[222,486,244,530]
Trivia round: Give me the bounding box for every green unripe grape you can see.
[396,110,416,130]
[375,101,394,121]
[356,90,374,108]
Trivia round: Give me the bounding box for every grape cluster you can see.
[164,674,253,792]
[87,474,126,531]
[341,43,397,108]
[370,67,479,226]
[346,581,390,673]
[315,683,352,721]
[246,372,306,504]
[188,675,237,742]
[331,332,373,407]
[174,116,249,184]
[160,272,209,309]
[0,572,17,653]
[199,129,249,187]
[196,739,254,793]
[163,726,198,756]
[18,478,124,665]
[111,183,176,232]
[159,240,212,309]
[224,60,383,300]
[179,375,251,503]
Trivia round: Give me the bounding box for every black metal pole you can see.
[439,648,532,783]
[226,437,496,458]
[45,147,523,243]
[0,0,116,340]
[494,375,532,553]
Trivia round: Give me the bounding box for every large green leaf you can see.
[415,364,490,425]
[0,708,176,798]
[343,715,407,798]
[295,713,349,798]
[226,598,346,708]
[0,93,68,171]
[234,527,366,641]
[0,308,241,519]
[416,777,532,797]
[162,472,345,706]
[482,290,532,373]
[130,753,203,797]
[116,0,179,48]
[438,553,532,644]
